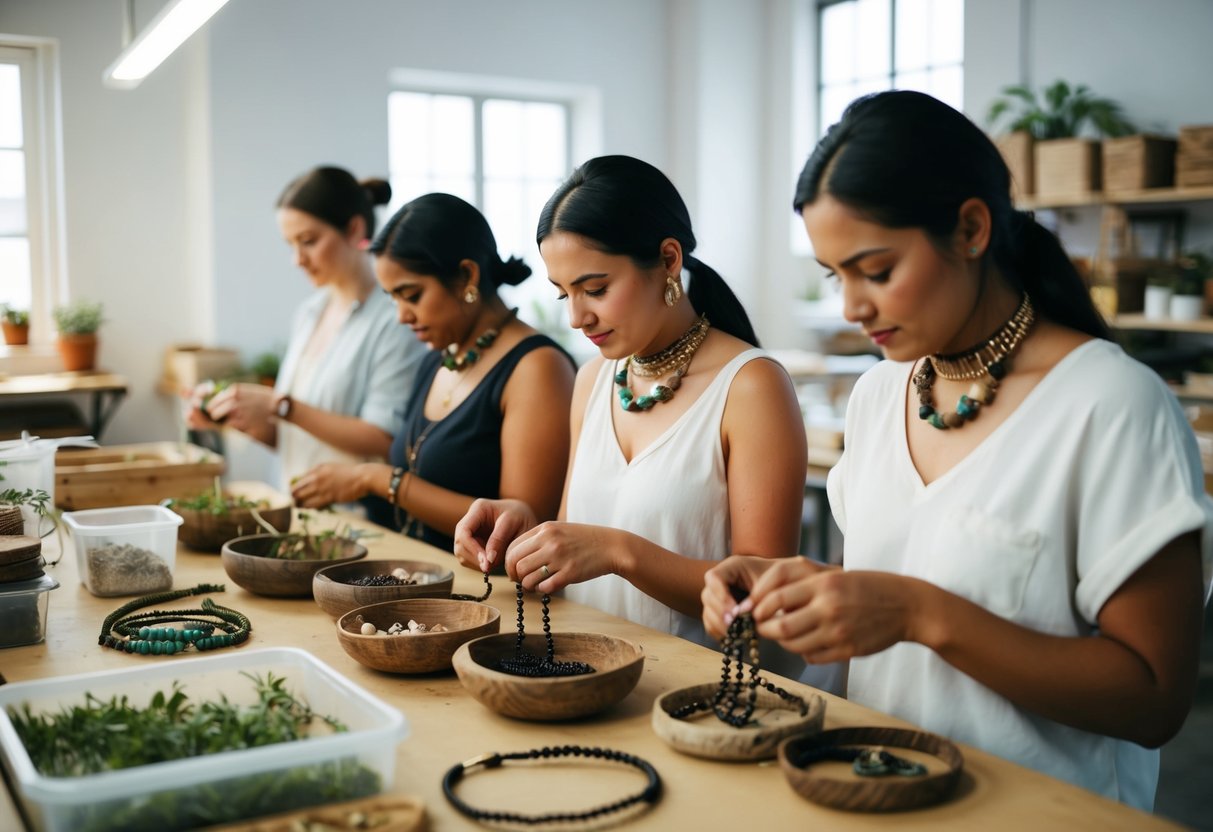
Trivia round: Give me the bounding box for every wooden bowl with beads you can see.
[778,726,964,812]
[451,632,645,721]
[220,534,366,598]
[651,682,826,761]
[313,559,455,619]
[335,598,500,674]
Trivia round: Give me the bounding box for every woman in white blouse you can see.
[188,167,423,516]
[702,91,1212,810]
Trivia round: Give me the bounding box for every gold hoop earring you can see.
[464,285,480,304]
[664,274,683,307]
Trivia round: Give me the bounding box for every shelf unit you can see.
[1019,185,1213,211]
[1111,313,1213,334]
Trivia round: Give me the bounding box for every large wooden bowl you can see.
[313,559,454,619]
[220,534,366,598]
[778,727,964,812]
[336,598,500,674]
[652,682,826,761]
[452,632,644,721]
[170,481,293,553]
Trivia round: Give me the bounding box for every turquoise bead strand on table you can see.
[98,584,252,656]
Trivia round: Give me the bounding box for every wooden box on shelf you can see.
[1177,124,1213,188]
[1090,257,1155,315]
[161,345,241,393]
[1103,135,1176,193]
[994,131,1034,199]
[1035,138,1101,200]
[55,442,225,510]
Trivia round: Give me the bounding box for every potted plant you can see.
[1,304,30,345]
[249,350,281,386]
[1171,266,1205,322]
[1143,271,1177,320]
[52,299,103,372]
[986,80,1135,199]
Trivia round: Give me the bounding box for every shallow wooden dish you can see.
[220,534,366,598]
[652,682,826,761]
[314,558,454,619]
[207,795,425,831]
[336,598,500,674]
[778,726,964,812]
[452,632,644,721]
[170,481,293,553]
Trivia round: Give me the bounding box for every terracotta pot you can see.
[2,322,29,345]
[57,333,98,371]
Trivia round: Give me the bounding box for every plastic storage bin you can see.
[0,575,59,648]
[0,437,58,537]
[0,647,409,832]
[61,505,183,597]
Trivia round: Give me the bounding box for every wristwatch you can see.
[275,394,293,421]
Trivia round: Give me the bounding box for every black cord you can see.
[442,745,662,825]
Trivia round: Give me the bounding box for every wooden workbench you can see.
[0,514,1180,831]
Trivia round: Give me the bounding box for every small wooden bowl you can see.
[452,632,644,721]
[206,795,425,832]
[220,534,366,598]
[652,682,826,761]
[778,726,964,812]
[336,598,500,674]
[313,559,455,619]
[170,481,293,553]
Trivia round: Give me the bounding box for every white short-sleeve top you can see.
[828,338,1213,810]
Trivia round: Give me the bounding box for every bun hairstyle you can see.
[369,192,531,297]
[794,91,1110,341]
[277,166,391,240]
[536,154,760,346]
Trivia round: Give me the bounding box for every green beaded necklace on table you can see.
[614,314,710,412]
[913,294,1036,430]
[98,584,251,655]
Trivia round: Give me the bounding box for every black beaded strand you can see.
[494,583,595,678]
[450,570,493,602]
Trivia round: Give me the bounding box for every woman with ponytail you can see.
[702,91,1212,808]
[291,193,576,553]
[454,155,833,689]
[188,166,425,523]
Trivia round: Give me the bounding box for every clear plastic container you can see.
[0,437,58,537]
[61,505,182,596]
[0,575,59,649]
[0,647,409,832]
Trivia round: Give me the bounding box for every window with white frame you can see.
[817,0,964,136]
[386,89,573,337]
[0,38,65,346]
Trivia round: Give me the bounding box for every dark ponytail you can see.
[537,155,760,346]
[370,192,530,297]
[794,91,1110,341]
[277,166,390,240]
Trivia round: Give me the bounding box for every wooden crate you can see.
[55,442,225,510]
[1103,135,1176,193]
[994,131,1034,199]
[1177,157,1213,188]
[161,345,242,392]
[1178,124,1213,154]
[1035,138,1101,200]
[1177,124,1213,188]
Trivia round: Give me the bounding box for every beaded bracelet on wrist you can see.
[98,584,252,656]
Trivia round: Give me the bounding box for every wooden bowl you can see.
[220,534,366,598]
[170,481,293,553]
[313,559,454,619]
[652,682,826,761]
[452,632,644,721]
[778,726,964,812]
[336,598,500,674]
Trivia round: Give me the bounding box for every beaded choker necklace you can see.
[98,584,251,655]
[442,307,518,372]
[615,314,710,412]
[913,294,1035,431]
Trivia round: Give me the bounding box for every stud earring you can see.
[664,274,683,307]
[464,285,480,304]
[968,246,980,257]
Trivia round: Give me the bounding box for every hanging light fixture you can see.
[103,0,232,89]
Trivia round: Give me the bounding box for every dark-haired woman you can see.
[188,167,424,506]
[454,155,836,689]
[702,91,1212,809]
[291,193,575,553]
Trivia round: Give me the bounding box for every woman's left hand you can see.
[291,463,370,508]
[503,522,626,593]
[741,567,925,665]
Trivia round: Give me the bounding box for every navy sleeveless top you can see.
[387,334,573,552]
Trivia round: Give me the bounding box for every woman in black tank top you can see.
[291,193,576,554]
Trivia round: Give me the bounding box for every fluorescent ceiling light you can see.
[103,0,231,89]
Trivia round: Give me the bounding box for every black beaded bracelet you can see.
[442,745,662,826]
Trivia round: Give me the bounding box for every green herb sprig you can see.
[167,477,268,516]
[259,511,379,560]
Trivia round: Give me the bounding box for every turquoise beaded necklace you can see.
[615,315,710,412]
[98,584,252,655]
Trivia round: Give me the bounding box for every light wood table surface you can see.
[0,513,1181,831]
[0,371,127,438]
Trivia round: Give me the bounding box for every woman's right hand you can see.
[454,498,538,573]
[183,381,224,431]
